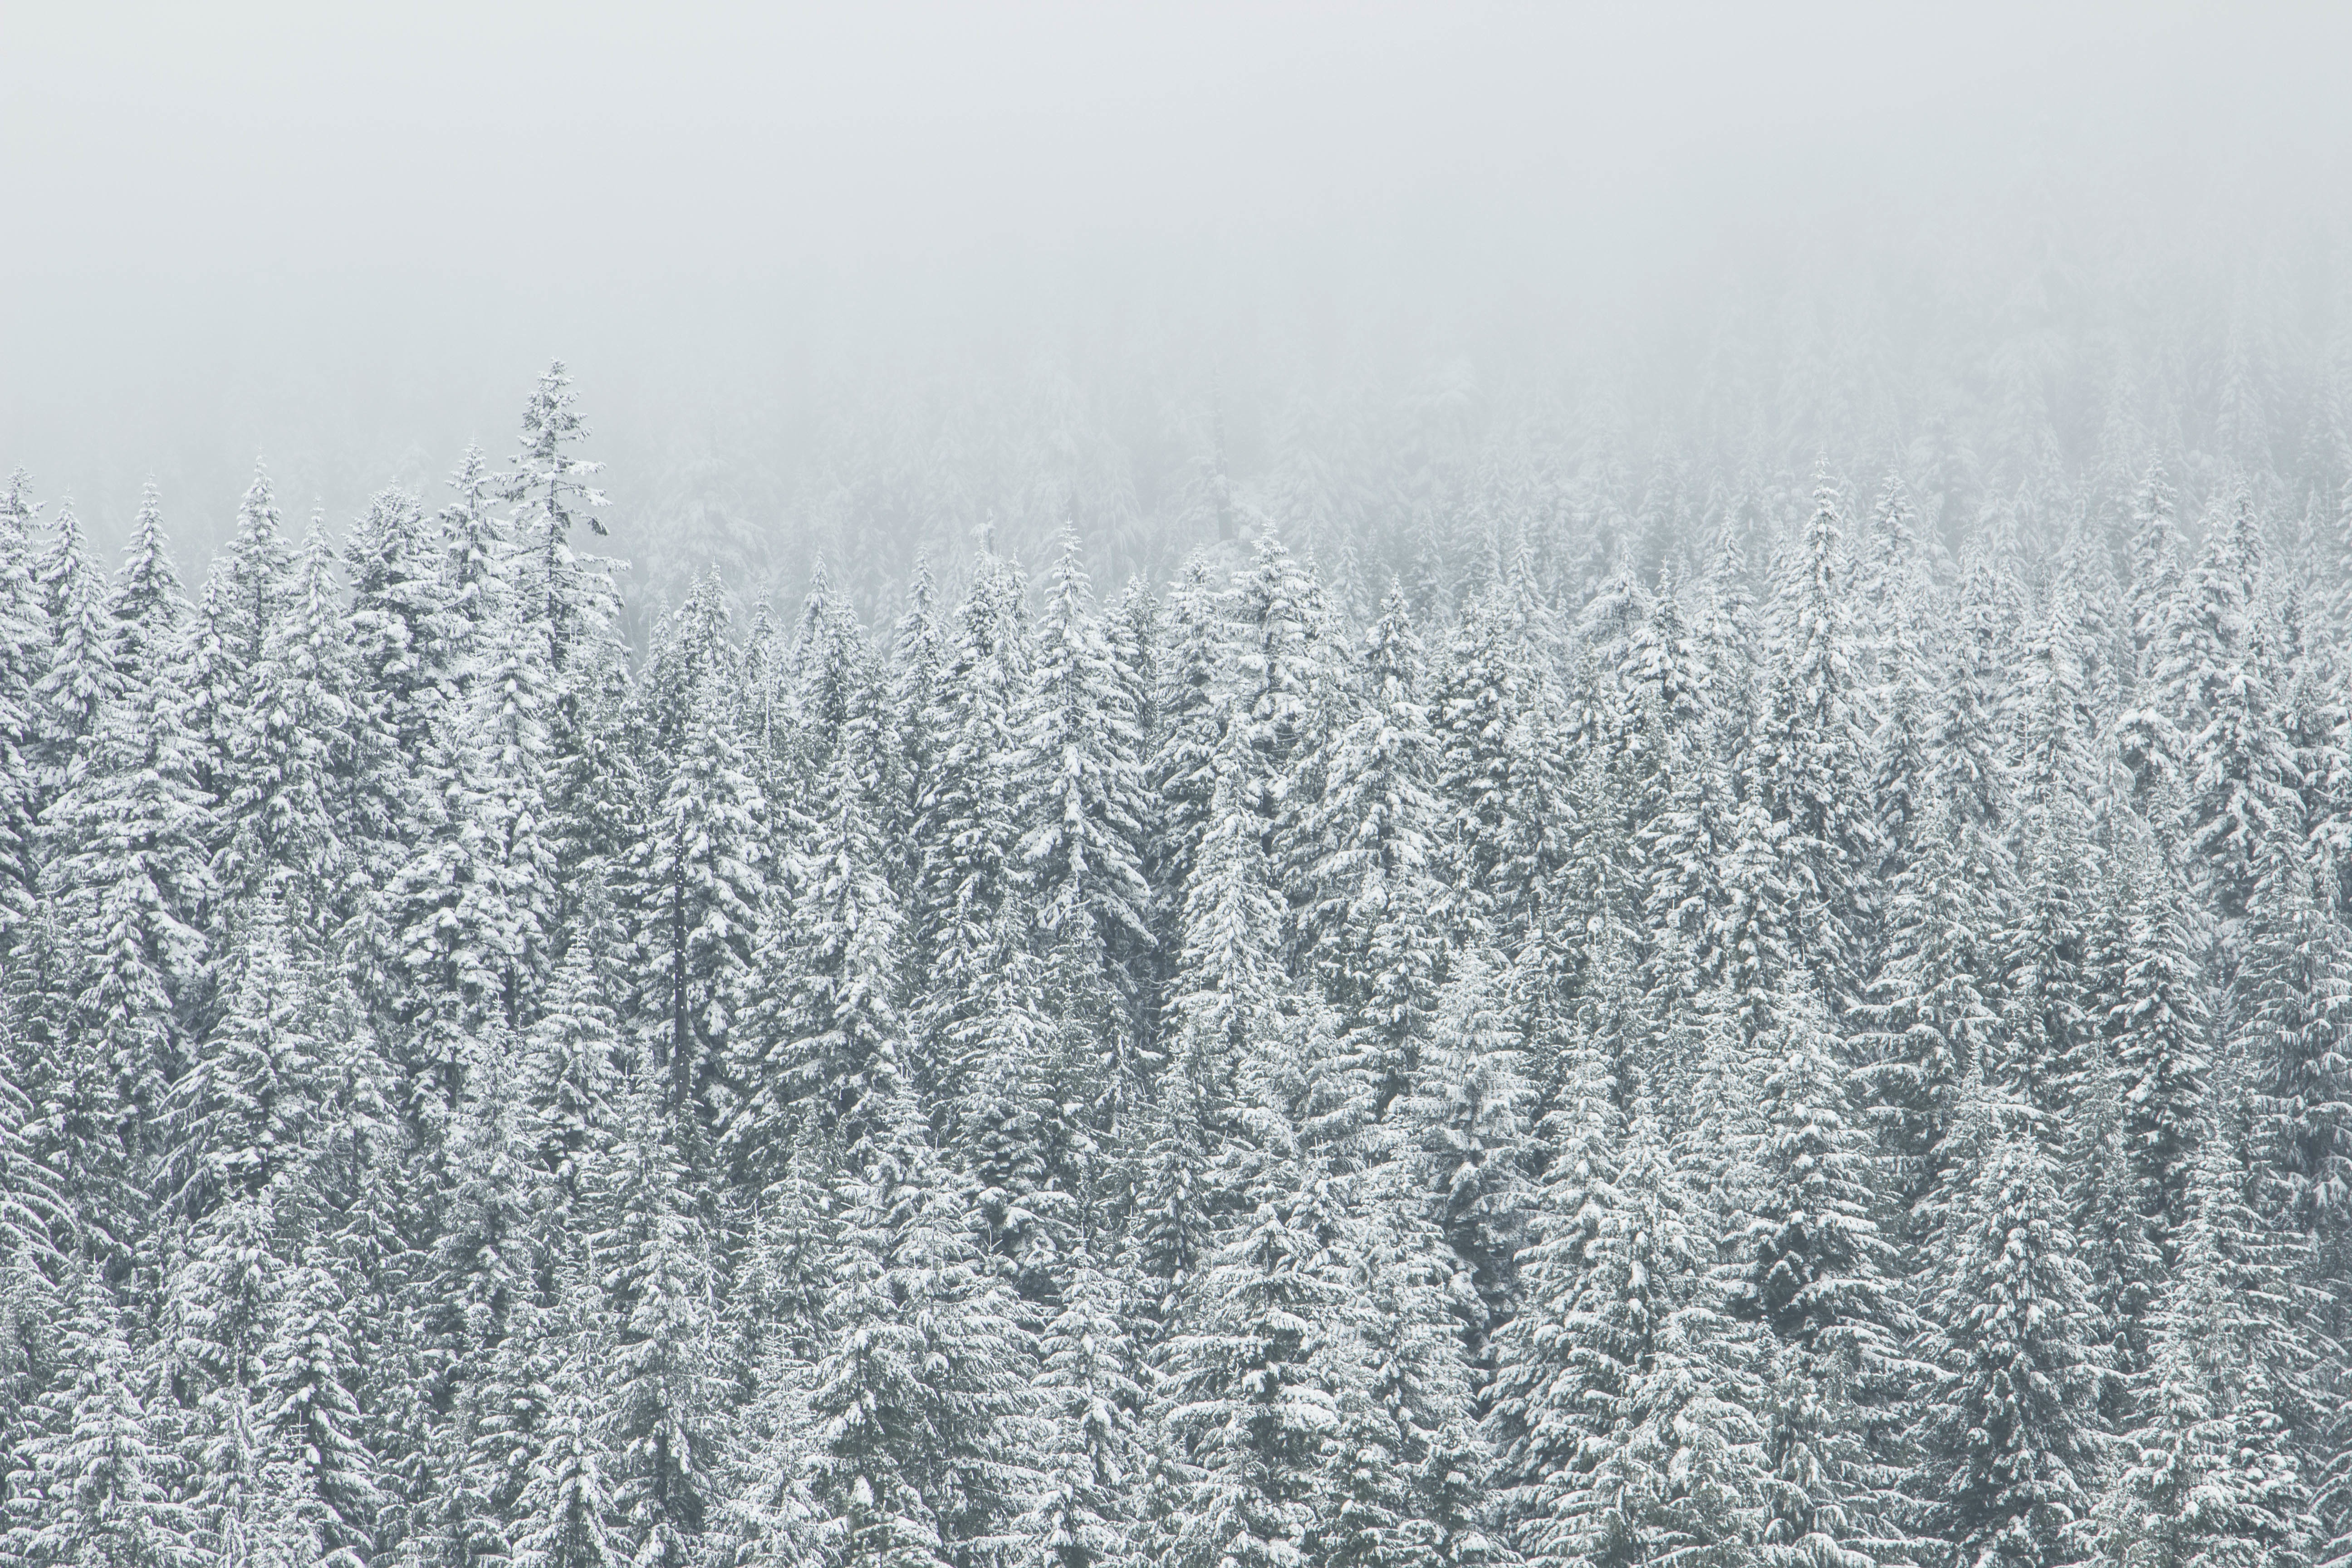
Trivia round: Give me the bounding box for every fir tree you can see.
[1916,1110,2106,1568]
[4,1273,193,1568]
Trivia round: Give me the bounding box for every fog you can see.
[8,3,2352,624]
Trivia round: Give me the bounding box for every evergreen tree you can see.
[725,747,906,1182]
[1752,476,1877,1006]
[2101,1087,2320,1568]
[627,614,766,1134]
[1015,530,1155,1040]
[595,1087,719,1568]
[2236,847,2352,1230]
[1916,1110,2106,1568]
[29,500,112,795]
[1490,1108,1765,1568]
[4,1274,193,1568]
[1306,585,1446,1110]
[803,1102,1036,1568]
[259,1250,386,1568]
[39,491,215,1250]
[1022,1248,1146,1568]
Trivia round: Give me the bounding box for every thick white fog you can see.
[7,3,2352,623]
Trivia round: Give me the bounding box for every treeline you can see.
[1,363,2349,1568]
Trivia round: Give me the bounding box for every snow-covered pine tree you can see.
[1148,1078,1351,1568]
[218,520,358,934]
[165,902,324,1223]
[803,1098,1037,1568]
[1021,1246,1146,1568]
[1305,584,1446,1112]
[1857,789,2010,1218]
[4,1271,193,1568]
[343,485,451,898]
[724,744,906,1184]
[502,362,611,681]
[190,464,295,815]
[29,499,113,800]
[2100,1079,2321,1568]
[907,542,1031,1110]
[1434,584,1558,962]
[0,470,46,956]
[1166,712,1286,1110]
[259,1248,386,1568]
[626,581,766,1138]
[38,489,215,1253]
[1144,555,1229,956]
[1751,474,1877,1008]
[2173,502,2298,924]
[522,933,624,1236]
[512,1259,619,1568]
[1398,947,1532,1362]
[1730,974,1920,1568]
[1916,1102,2106,1568]
[1490,1105,1766,1568]
[1014,529,1156,1053]
[595,1082,720,1568]
[2099,826,2212,1240]
[2235,841,2352,1233]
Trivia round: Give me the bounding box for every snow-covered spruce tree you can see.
[164,902,324,1223]
[1144,556,1229,962]
[1434,583,1559,962]
[724,744,906,1184]
[1916,1103,2106,1568]
[1751,474,1877,1009]
[907,543,1030,1111]
[218,520,358,934]
[1397,946,1533,1360]
[512,1277,619,1568]
[881,555,951,862]
[2099,1080,2322,1568]
[4,1271,193,1568]
[1304,583,1447,1112]
[1,1011,68,1507]
[1014,529,1156,1068]
[625,587,766,1138]
[260,1248,386,1568]
[1489,1102,1766,1568]
[2173,502,2298,925]
[594,1082,720,1568]
[38,488,215,1253]
[1729,973,1921,1568]
[1147,1058,1353,1568]
[2234,842,2352,1233]
[521,932,624,1236]
[436,444,506,711]
[0,470,46,957]
[391,567,563,1090]
[421,1025,547,1568]
[1857,793,2009,1217]
[803,1098,1037,1568]
[1165,711,1286,1109]
[2099,825,2212,1240]
[341,485,451,902]
[190,464,295,814]
[29,499,113,798]
[1021,1245,1147,1568]
[502,361,611,683]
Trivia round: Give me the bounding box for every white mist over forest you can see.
[11,6,2352,627]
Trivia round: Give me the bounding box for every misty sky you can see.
[6,3,2348,562]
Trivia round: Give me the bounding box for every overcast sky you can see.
[5,2,2347,552]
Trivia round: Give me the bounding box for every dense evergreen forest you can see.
[2,354,2350,1568]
